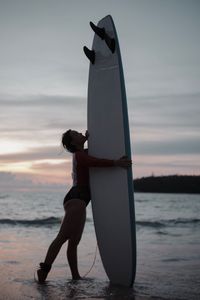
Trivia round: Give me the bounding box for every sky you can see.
[0,0,200,191]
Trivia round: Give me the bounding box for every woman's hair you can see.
[62,130,77,153]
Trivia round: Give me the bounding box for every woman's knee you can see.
[55,233,68,245]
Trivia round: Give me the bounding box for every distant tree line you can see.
[133,175,200,194]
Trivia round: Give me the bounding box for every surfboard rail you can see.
[87,15,136,287]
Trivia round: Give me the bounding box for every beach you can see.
[0,223,154,300]
[0,191,200,299]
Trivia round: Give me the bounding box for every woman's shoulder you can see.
[75,149,88,159]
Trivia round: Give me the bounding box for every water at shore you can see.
[0,191,200,299]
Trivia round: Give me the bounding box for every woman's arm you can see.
[76,151,132,168]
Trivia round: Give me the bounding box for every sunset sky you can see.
[0,0,200,191]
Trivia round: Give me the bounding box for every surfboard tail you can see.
[90,21,105,39]
[90,21,115,53]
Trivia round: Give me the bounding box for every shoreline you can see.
[0,227,173,300]
[0,264,169,300]
[1,192,200,300]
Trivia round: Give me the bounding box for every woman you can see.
[36,129,132,283]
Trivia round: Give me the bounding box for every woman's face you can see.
[70,130,86,147]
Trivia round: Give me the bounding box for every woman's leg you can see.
[37,208,71,283]
[43,217,69,266]
[66,199,86,279]
[37,199,86,282]
[67,241,81,279]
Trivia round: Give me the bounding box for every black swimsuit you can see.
[63,185,91,206]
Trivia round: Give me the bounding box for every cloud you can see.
[133,153,200,178]
[128,93,200,158]
[0,94,85,107]
[0,94,87,144]
[133,136,200,156]
[0,172,16,183]
[0,171,33,190]
[129,93,200,128]
[0,171,67,192]
[0,146,65,163]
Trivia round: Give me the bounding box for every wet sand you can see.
[0,228,159,300]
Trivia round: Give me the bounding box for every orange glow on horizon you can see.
[0,141,29,155]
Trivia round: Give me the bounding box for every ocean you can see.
[0,190,200,300]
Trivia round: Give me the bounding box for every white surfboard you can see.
[87,15,136,286]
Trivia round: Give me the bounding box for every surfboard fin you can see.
[90,21,116,53]
[83,46,95,64]
[105,34,115,53]
[90,21,105,40]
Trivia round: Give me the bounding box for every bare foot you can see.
[72,275,82,280]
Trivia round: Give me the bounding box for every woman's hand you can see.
[114,156,132,168]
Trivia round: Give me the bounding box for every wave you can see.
[136,218,200,228]
[0,216,199,228]
[0,217,61,226]
[0,216,93,227]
